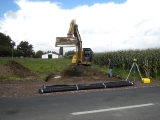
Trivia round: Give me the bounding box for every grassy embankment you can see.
[0,58,71,81]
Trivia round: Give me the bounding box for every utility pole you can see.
[11,40,14,59]
[12,45,13,59]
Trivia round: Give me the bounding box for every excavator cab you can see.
[83,48,92,63]
[71,48,92,65]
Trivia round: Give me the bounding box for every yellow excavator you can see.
[55,19,92,65]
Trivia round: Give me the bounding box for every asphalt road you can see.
[0,86,160,120]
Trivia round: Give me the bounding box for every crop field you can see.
[93,48,160,80]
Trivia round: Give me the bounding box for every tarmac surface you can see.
[0,86,160,120]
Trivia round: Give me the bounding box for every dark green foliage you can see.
[65,50,75,56]
[0,32,16,57]
[17,41,34,57]
[64,50,75,59]
[0,32,35,57]
[35,50,44,58]
[0,32,13,48]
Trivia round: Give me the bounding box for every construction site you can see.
[0,59,160,98]
[0,20,160,97]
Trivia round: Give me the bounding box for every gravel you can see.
[0,79,160,98]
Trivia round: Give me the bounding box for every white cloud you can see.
[0,0,160,53]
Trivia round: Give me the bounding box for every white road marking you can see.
[72,103,155,115]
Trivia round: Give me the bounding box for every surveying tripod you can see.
[126,59,142,81]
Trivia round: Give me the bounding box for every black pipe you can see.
[39,85,78,94]
[39,81,134,94]
[104,81,134,88]
[78,83,105,90]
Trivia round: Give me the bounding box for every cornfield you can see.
[93,48,160,79]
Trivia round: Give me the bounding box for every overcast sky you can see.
[0,0,160,53]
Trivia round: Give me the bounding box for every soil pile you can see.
[0,65,13,77]
[45,65,108,82]
[4,60,33,77]
[61,65,105,77]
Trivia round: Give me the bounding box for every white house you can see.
[42,53,62,59]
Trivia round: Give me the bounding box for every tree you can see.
[65,50,75,56]
[14,49,23,57]
[0,32,15,57]
[59,47,63,56]
[35,50,43,58]
[0,33,11,47]
[64,50,75,59]
[17,41,34,57]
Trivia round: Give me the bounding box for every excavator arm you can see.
[67,20,74,37]
[66,20,83,64]
[72,21,82,64]
[55,20,77,47]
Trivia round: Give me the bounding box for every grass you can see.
[0,58,71,81]
[0,58,158,81]
[0,58,71,73]
[95,65,151,80]
[95,65,128,79]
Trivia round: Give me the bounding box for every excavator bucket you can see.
[55,37,77,47]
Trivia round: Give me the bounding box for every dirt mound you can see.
[0,65,13,77]
[4,60,33,77]
[45,65,107,82]
[61,65,104,77]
